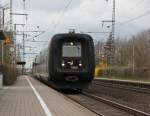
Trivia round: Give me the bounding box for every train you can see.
[32,32,95,91]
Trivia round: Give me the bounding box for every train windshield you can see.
[62,42,81,57]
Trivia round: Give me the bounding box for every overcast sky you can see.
[1,0,150,68]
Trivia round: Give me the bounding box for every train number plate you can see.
[71,66,78,69]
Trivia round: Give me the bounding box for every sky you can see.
[0,0,150,68]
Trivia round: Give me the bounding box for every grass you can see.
[96,76,150,83]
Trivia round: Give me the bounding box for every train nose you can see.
[65,76,79,82]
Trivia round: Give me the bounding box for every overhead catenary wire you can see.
[40,0,74,48]
[25,32,46,41]
[116,0,150,27]
[117,10,150,27]
[129,0,146,12]
[52,0,73,33]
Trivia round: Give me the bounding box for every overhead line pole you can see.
[10,0,13,31]
[14,23,26,62]
[17,30,45,33]
[102,0,116,65]
[11,13,28,16]
[24,53,39,55]
[11,13,28,69]
[103,0,116,42]
[112,0,115,42]
[81,31,110,34]
[26,41,48,43]
[0,6,10,65]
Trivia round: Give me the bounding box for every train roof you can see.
[51,33,93,40]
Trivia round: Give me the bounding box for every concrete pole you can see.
[132,40,135,76]
[1,40,4,64]
[2,8,4,29]
[10,0,13,31]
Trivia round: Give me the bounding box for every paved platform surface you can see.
[0,75,98,116]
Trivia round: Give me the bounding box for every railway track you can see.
[93,79,150,94]
[66,93,105,116]
[82,92,150,116]
[66,90,150,116]
[34,76,150,115]
[86,79,150,113]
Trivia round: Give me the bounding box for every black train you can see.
[32,33,95,91]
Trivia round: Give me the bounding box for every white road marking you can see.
[26,76,53,116]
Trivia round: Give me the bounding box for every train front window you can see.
[62,42,81,57]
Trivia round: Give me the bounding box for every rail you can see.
[83,92,150,116]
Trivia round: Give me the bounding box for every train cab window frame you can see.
[62,42,82,58]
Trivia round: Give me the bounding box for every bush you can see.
[102,67,150,79]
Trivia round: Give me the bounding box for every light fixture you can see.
[79,63,82,67]
[62,63,65,67]
[70,42,73,46]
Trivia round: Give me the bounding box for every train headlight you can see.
[62,63,65,67]
[70,42,74,46]
[79,63,82,67]
[62,60,65,67]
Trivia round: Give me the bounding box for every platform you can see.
[0,75,98,116]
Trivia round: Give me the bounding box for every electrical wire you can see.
[129,0,145,12]
[52,0,73,32]
[117,10,150,27]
